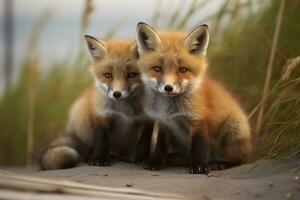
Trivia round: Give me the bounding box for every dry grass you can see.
[0,0,299,166]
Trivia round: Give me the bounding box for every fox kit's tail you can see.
[39,134,85,170]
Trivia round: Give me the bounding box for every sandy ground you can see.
[3,159,300,200]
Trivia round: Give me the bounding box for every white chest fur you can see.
[96,96,145,121]
[144,89,194,149]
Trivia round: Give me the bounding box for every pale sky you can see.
[0,0,224,89]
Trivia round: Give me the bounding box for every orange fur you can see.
[41,39,146,170]
[90,40,141,91]
[137,30,252,166]
[68,39,143,147]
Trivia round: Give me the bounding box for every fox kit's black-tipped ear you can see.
[130,43,140,59]
[136,22,161,55]
[84,35,108,60]
[184,24,209,56]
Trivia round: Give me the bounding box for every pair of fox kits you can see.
[40,22,252,174]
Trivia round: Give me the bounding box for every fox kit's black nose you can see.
[164,85,173,93]
[113,91,122,98]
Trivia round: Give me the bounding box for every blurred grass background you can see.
[0,0,299,166]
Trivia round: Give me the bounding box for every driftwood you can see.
[0,171,191,200]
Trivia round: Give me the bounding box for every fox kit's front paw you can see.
[143,159,164,171]
[189,160,210,174]
[88,156,110,166]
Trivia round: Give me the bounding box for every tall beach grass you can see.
[0,0,299,166]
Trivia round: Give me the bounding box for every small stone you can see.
[125,184,133,187]
[294,176,299,181]
[286,193,292,199]
[103,174,108,176]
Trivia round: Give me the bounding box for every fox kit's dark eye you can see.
[179,67,188,73]
[153,66,162,72]
[128,72,139,78]
[104,73,112,79]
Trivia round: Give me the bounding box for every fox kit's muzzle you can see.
[158,74,181,96]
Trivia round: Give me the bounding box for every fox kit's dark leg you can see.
[144,122,168,171]
[189,126,210,174]
[88,124,110,166]
[134,120,154,163]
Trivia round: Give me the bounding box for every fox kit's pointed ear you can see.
[130,43,140,59]
[136,22,161,55]
[84,35,108,60]
[184,24,209,56]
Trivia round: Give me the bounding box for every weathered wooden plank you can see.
[0,171,192,200]
[0,189,106,200]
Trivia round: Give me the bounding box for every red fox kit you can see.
[135,22,253,174]
[40,36,152,170]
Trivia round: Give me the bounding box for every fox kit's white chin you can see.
[158,91,180,97]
